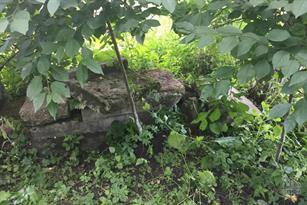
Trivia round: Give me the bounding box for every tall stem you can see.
[106,21,143,134]
[275,94,293,163]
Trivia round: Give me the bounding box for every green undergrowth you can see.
[0,104,306,205]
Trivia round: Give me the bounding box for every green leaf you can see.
[237,64,255,83]
[0,18,9,33]
[37,56,50,75]
[219,36,239,54]
[214,137,239,145]
[272,50,290,68]
[269,103,291,119]
[167,131,186,153]
[10,10,30,35]
[209,123,222,134]
[237,37,257,56]
[284,115,297,133]
[76,65,88,87]
[269,0,288,9]
[254,45,268,57]
[295,49,307,66]
[51,81,70,98]
[199,119,208,131]
[21,63,33,80]
[254,59,271,80]
[27,76,43,100]
[267,29,291,42]
[162,0,177,13]
[215,80,230,97]
[198,170,216,190]
[33,92,46,112]
[60,0,79,9]
[52,92,65,104]
[65,39,81,58]
[0,191,11,203]
[214,67,234,79]
[47,102,58,119]
[82,58,103,74]
[289,71,307,86]
[249,0,265,7]
[294,99,307,125]
[51,68,69,82]
[56,27,75,42]
[291,0,307,18]
[208,0,227,10]
[198,35,214,48]
[209,109,221,122]
[217,25,242,35]
[55,46,65,63]
[47,0,61,16]
[40,41,57,54]
[281,60,300,78]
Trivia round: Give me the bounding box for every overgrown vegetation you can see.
[0,0,307,204]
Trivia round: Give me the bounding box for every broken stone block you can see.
[19,99,70,126]
[19,68,185,151]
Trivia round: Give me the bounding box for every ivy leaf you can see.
[10,10,30,35]
[219,36,239,54]
[33,92,46,112]
[267,29,291,42]
[254,59,271,80]
[0,18,9,33]
[47,0,61,16]
[289,71,307,86]
[269,103,291,119]
[162,0,177,13]
[291,0,307,18]
[27,76,43,100]
[37,56,50,75]
[65,39,81,58]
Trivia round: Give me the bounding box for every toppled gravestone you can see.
[19,68,185,150]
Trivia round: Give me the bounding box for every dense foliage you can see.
[0,0,307,204]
